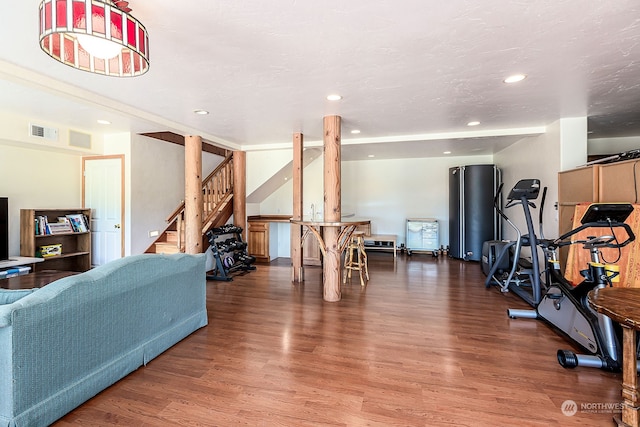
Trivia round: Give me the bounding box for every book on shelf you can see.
[66,214,89,233]
[48,222,74,234]
[35,215,50,235]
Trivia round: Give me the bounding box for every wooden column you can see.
[233,150,247,241]
[621,325,640,426]
[323,115,342,302]
[291,133,304,282]
[185,135,203,254]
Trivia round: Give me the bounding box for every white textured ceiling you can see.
[1,1,640,160]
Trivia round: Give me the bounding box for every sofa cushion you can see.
[0,289,36,305]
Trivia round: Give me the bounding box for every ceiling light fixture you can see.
[97,119,111,125]
[193,109,209,115]
[326,94,342,101]
[467,121,480,126]
[351,130,361,134]
[38,0,149,77]
[443,151,452,155]
[503,74,527,84]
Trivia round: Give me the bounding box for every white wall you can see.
[495,130,559,241]
[0,142,82,256]
[2,113,599,261]
[247,149,294,194]
[494,118,587,240]
[0,112,105,257]
[127,134,224,255]
[249,152,494,258]
[342,155,493,245]
[258,154,325,217]
[246,148,306,216]
[128,135,186,254]
[249,119,588,260]
[0,112,104,156]
[1,128,224,258]
[253,156,325,259]
[559,117,588,170]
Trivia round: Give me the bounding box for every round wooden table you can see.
[588,287,640,427]
[291,219,370,302]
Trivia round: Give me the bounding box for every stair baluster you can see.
[146,154,234,254]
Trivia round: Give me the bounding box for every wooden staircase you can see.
[146,154,234,254]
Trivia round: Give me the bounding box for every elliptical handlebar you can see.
[493,182,509,221]
[582,235,616,248]
[505,199,537,209]
[552,221,635,250]
[538,187,547,240]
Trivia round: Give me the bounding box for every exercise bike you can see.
[483,179,547,307]
[508,203,636,371]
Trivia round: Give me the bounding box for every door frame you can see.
[82,154,125,258]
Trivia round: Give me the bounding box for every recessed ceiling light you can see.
[368,154,375,158]
[467,121,480,126]
[443,151,452,155]
[97,119,111,125]
[193,109,209,115]
[351,129,361,134]
[503,74,527,84]
[326,94,342,101]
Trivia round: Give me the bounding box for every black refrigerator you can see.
[449,165,500,261]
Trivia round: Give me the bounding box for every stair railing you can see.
[165,154,234,251]
[202,154,234,228]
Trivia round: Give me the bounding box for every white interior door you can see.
[83,156,123,266]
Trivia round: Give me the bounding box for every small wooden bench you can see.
[363,234,397,258]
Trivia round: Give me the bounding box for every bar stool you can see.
[343,231,369,286]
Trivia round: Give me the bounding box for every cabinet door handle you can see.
[114,224,121,229]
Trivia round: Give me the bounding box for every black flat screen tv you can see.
[0,197,8,261]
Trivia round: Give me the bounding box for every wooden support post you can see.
[233,150,247,241]
[185,135,203,254]
[621,325,640,427]
[323,116,342,302]
[291,133,304,282]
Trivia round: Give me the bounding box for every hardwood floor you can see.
[54,253,621,426]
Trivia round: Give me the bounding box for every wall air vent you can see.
[69,130,92,149]
[29,123,58,141]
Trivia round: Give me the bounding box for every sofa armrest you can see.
[0,306,11,327]
[0,289,36,305]
[0,289,37,326]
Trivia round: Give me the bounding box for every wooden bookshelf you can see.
[20,208,92,272]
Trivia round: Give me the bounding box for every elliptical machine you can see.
[483,179,547,307]
[508,203,636,371]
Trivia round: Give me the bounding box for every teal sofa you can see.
[0,253,208,427]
